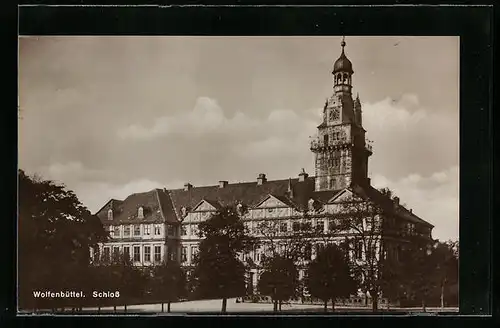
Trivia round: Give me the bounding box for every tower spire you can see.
[341,36,346,51]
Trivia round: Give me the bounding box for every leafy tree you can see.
[257,255,298,312]
[111,253,149,310]
[397,239,459,310]
[151,259,187,312]
[18,170,108,310]
[437,240,459,307]
[192,205,257,313]
[306,243,358,312]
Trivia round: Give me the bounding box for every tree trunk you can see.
[279,300,282,311]
[324,300,328,312]
[113,305,116,313]
[161,303,164,312]
[167,301,171,313]
[441,283,445,308]
[273,300,278,312]
[422,299,426,312]
[331,298,335,312]
[124,304,127,313]
[371,294,378,312]
[221,298,227,313]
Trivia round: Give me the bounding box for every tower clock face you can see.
[330,109,340,121]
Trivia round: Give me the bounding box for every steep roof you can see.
[95,177,433,229]
[351,183,434,228]
[96,189,165,225]
[168,177,321,220]
[157,188,181,224]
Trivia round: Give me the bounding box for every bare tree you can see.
[330,191,395,312]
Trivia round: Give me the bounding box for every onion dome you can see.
[332,37,353,74]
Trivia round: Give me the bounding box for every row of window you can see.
[240,240,370,263]
[242,219,335,234]
[180,245,199,263]
[107,224,164,238]
[97,245,163,263]
[180,225,198,237]
[107,206,146,220]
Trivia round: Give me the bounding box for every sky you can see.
[18,36,459,241]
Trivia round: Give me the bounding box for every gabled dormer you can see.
[191,199,221,212]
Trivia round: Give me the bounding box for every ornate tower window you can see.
[107,208,113,220]
[138,206,144,219]
[329,178,336,189]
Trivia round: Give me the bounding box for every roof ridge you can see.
[154,189,167,223]
[167,189,181,221]
[165,176,315,192]
[93,198,120,216]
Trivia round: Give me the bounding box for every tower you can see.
[310,37,373,191]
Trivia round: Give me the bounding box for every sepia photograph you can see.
[18,35,459,314]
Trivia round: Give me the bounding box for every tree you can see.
[255,218,316,263]
[18,170,108,310]
[398,239,459,310]
[306,243,358,312]
[438,240,459,307]
[191,205,257,313]
[257,255,299,312]
[111,253,149,311]
[330,189,396,312]
[152,259,187,312]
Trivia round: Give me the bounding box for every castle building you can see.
[92,38,434,293]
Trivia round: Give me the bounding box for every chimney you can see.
[298,168,309,182]
[410,209,413,214]
[184,183,193,191]
[257,173,267,185]
[219,180,228,188]
[366,178,371,186]
[393,197,400,206]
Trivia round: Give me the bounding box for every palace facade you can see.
[92,38,434,292]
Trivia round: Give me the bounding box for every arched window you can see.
[138,206,144,219]
[343,73,348,83]
[323,134,329,145]
[337,73,343,84]
[107,209,113,220]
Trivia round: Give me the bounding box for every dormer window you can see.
[107,209,113,220]
[308,198,315,211]
[138,206,144,219]
[181,207,187,217]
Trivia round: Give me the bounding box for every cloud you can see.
[30,92,458,241]
[36,161,112,185]
[77,179,185,214]
[362,93,458,180]
[117,97,234,139]
[116,96,321,176]
[371,165,459,241]
[117,97,318,142]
